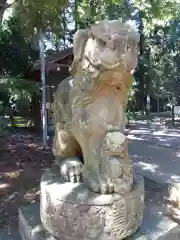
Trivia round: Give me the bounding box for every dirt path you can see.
[0,131,53,230]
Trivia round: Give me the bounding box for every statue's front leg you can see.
[102,131,134,194]
[72,122,114,194]
[82,128,134,195]
[52,122,84,183]
[82,135,115,194]
[81,131,133,195]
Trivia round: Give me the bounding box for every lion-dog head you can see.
[70,20,139,109]
[71,20,139,81]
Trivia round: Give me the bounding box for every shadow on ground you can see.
[126,118,180,149]
[0,130,53,230]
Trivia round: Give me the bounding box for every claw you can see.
[60,157,83,183]
[69,171,76,182]
[100,183,108,194]
[76,174,82,182]
[108,182,114,193]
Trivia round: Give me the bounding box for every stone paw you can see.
[60,157,83,183]
[98,179,114,194]
[83,171,114,194]
[112,176,133,194]
[109,157,133,194]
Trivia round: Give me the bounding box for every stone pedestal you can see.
[164,183,180,222]
[18,201,179,240]
[40,167,144,240]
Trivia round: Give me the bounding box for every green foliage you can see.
[0,115,8,135]
[121,0,180,111]
[14,0,68,37]
[44,0,180,111]
[143,18,180,108]
[0,14,40,120]
[1,0,180,114]
[0,77,40,118]
[74,0,131,29]
[0,16,39,76]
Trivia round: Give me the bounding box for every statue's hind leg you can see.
[52,122,83,182]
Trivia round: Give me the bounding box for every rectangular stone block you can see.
[19,203,55,240]
[163,183,180,222]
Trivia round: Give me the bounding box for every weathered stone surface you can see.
[51,20,140,194]
[40,168,144,240]
[18,202,178,240]
[36,20,143,240]
[164,183,180,221]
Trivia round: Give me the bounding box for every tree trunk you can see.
[157,97,160,113]
[172,105,175,125]
[136,10,145,111]
[62,9,66,49]
[30,93,41,131]
[146,47,151,119]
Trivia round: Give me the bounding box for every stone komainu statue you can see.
[51,20,139,194]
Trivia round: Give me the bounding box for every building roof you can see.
[32,47,73,71]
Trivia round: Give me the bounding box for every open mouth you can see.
[85,55,121,70]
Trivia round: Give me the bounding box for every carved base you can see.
[40,167,144,240]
